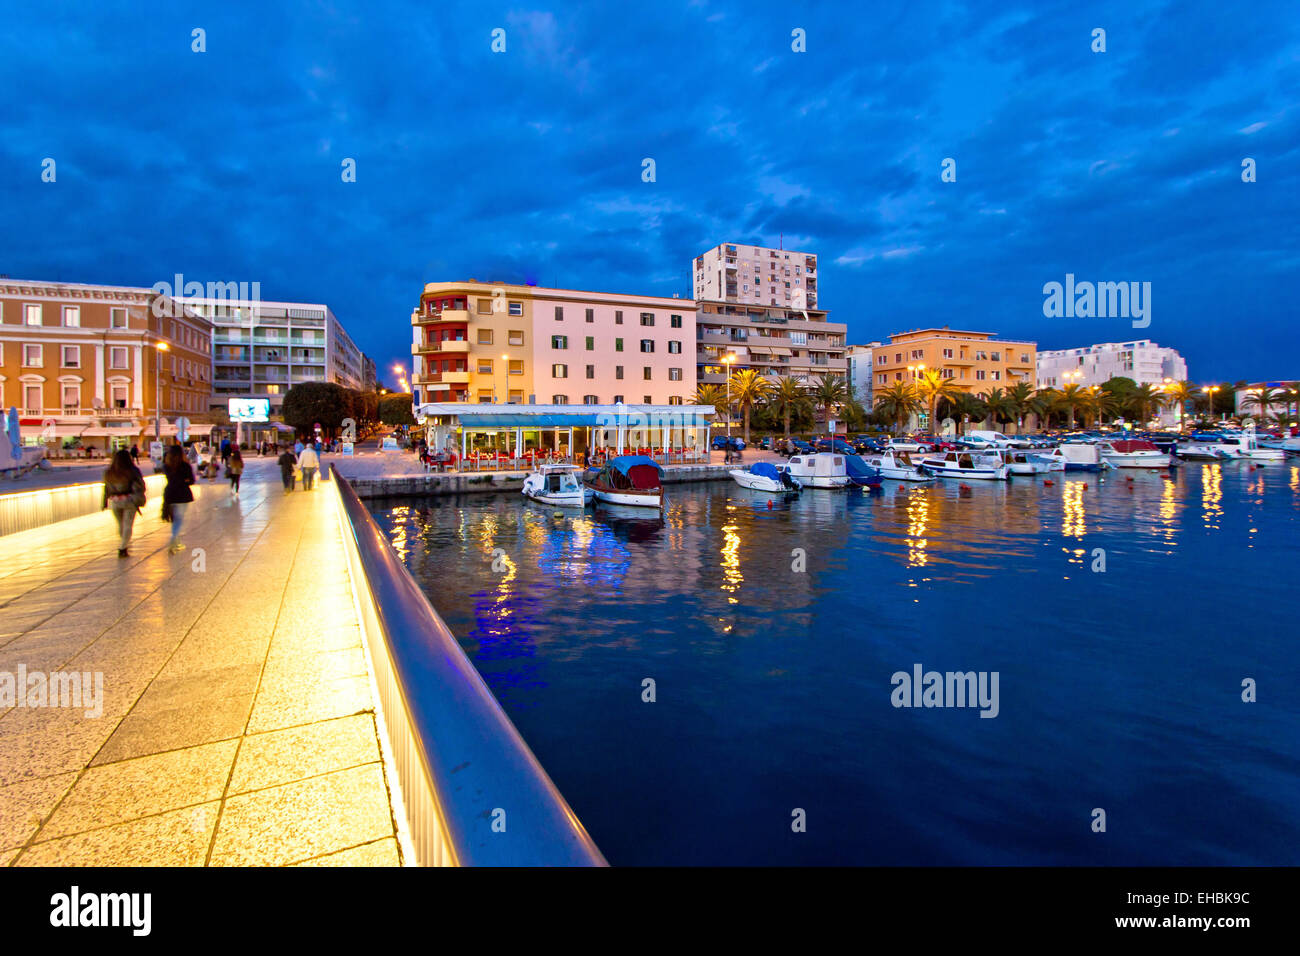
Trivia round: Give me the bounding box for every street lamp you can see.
[499,353,509,405]
[1202,385,1220,422]
[154,342,170,445]
[722,353,737,445]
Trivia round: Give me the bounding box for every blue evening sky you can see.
[2,1,1296,383]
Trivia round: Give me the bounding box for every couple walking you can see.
[277,441,319,491]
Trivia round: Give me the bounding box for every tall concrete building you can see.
[411,281,697,406]
[875,327,1037,394]
[692,242,845,389]
[1036,339,1187,390]
[180,296,365,411]
[846,342,883,406]
[692,242,818,309]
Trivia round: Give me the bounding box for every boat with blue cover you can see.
[586,455,665,509]
[730,461,801,493]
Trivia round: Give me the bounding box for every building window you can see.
[585,308,594,323]
[552,395,568,404]
[508,301,523,316]
[640,340,654,353]
[22,344,42,367]
[110,384,128,408]
[613,394,624,404]
[23,304,42,326]
[615,310,623,325]
[61,345,80,368]
[477,329,493,345]
[943,348,953,359]
[509,360,523,375]
[583,394,598,404]
[477,298,492,314]
[668,396,683,405]
[508,390,523,404]
[669,368,682,381]
[23,384,42,412]
[478,359,494,374]
[111,308,127,328]
[670,314,683,328]
[614,338,624,352]
[640,312,655,326]
[554,306,564,321]
[643,367,653,380]
[615,366,624,380]
[62,306,80,327]
[478,389,493,403]
[585,336,594,350]
[990,351,1001,362]
[586,364,595,379]
[976,370,987,380]
[1020,354,1030,364]
[552,364,568,378]
[643,395,652,404]
[62,384,80,411]
[668,341,681,354]
[552,335,567,349]
[508,330,524,346]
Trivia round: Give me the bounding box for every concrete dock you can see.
[0,460,404,866]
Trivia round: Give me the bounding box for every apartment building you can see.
[1036,339,1187,390]
[693,242,818,309]
[874,327,1037,395]
[411,281,697,406]
[846,342,883,405]
[696,301,848,387]
[180,296,365,410]
[0,279,213,452]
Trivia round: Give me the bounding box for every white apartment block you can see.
[846,342,882,405]
[1037,340,1187,390]
[693,242,818,309]
[182,297,365,409]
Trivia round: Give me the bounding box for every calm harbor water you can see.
[369,462,1300,865]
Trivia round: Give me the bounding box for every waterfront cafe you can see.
[411,402,717,472]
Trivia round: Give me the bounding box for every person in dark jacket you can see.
[227,446,244,497]
[163,444,196,554]
[220,437,232,467]
[102,449,145,557]
[277,448,296,491]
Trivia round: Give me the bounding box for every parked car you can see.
[782,439,815,456]
[885,437,935,453]
[758,436,774,451]
[814,438,858,455]
[711,436,746,451]
[852,437,887,454]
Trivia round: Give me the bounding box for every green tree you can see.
[768,376,812,437]
[728,369,771,444]
[915,369,961,436]
[1004,381,1037,433]
[874,382,922,435]
[693,384,727,420]
[811,374,848,430]
[1163,380,1195,431]
[282,382,352,436]
[378,393,417,426]
[1239,386,1282,427]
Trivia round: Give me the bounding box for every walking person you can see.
[162,444,196,554]
[227,445,244,497]
[101,449,145,558]
[277,446,297,492]
[129,443,140,464]
[297,442,319,490]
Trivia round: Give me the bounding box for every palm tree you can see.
[1129,383,1169,427]
[873,382,922,435]
[1079,387,1119,427]
[811,374,848,431]
[1239,386,1283,428]
[768,375,811,437]
[1055,384,1087,430]
[728,369,771,444]
[1279,385,1300,429]
[946,392,988,435]
[981,387,1018,429]
[1163,380,1195,432]
[915,369,960,437]
[1005,381,1037,433]
[693,383,727,419]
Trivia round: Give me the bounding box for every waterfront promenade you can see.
[0,460,404,866]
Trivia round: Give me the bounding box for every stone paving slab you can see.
[0,459,404,866]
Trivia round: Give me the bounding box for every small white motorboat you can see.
[730,461,801,493]
[1100,439,1171,469]
[862,449,934,481]
[521,464,592,507]
[986,449,1052,475]
[1233,432,1285,461]
[779,453,851,489]
[917,450,1009,480]
[587,455,665,509]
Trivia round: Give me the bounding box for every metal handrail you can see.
[332,474,606,866]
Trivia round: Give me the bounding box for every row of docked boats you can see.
[521,456,668,509]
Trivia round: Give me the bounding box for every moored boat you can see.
[587,455,665,509]
[731,461,801,493]
[521,463,592,507]
[862,449,935,481]
[1100,439,1170,468]
[778,452,852,489]
[1046,443,1109,472]
[917,450,1009,480]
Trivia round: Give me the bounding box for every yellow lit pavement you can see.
[0,460,404,866]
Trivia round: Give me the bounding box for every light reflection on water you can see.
[370,463,1300,865]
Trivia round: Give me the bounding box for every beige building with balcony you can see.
[693,242,818,309]
[873,327,1037,395]
[0,279,213,454]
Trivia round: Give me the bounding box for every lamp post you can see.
[722,352,736,446]
[1202,385,1220,423]
[154,342,170,445]
[499,353,509,405]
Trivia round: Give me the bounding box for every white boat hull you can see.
[1102,452,1170,469]
[729,470,795,493]
[592,488,663,509]
[523,488,591,507]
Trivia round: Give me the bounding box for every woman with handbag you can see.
[102,449,146,558]
[162,444,196,554]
